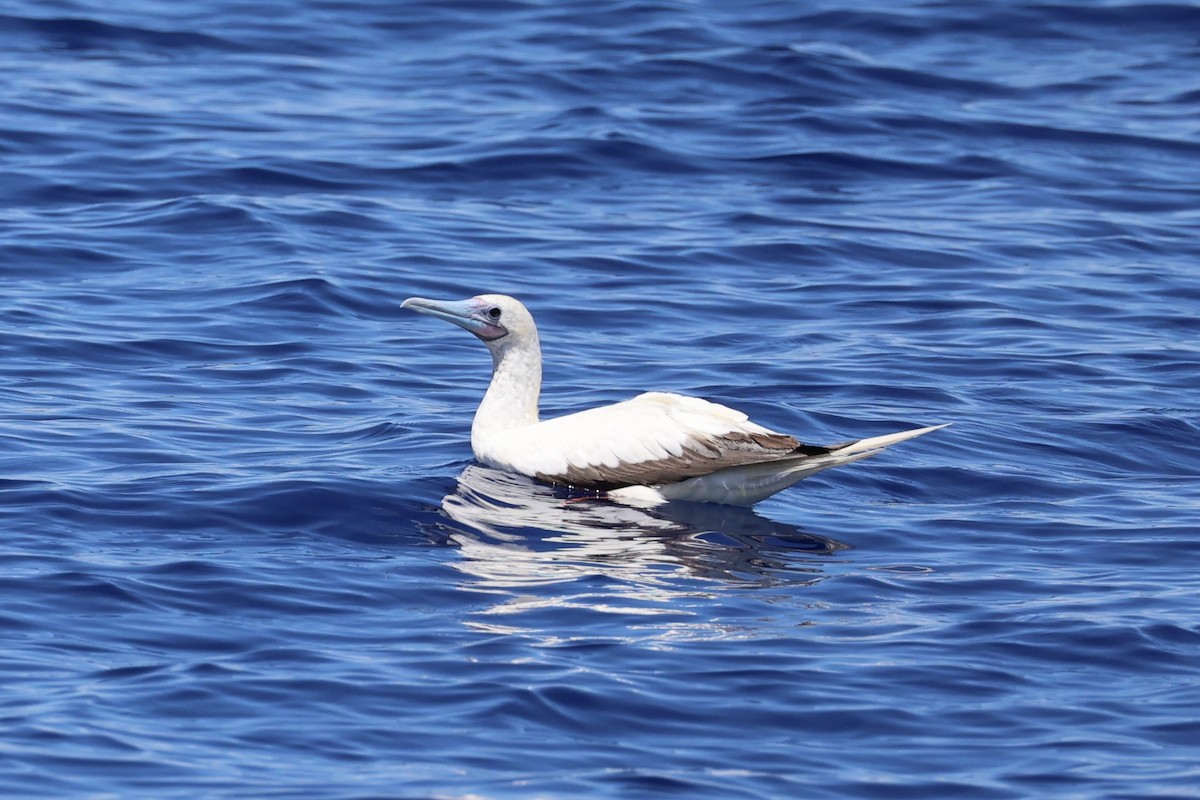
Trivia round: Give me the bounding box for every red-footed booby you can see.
[403,294,947,507]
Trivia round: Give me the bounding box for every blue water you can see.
[3,1,1199,797]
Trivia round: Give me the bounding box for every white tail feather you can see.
[833,423,952,457]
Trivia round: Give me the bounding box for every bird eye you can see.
[488,307,502,320]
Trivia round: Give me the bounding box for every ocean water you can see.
[2,0,1199,797]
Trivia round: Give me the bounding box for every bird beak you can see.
[402,297,507,341]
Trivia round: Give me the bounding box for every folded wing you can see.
[481,392,834,490]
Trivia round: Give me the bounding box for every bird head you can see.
[402,294,538,353]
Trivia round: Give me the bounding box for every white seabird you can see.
[403,294,947,507]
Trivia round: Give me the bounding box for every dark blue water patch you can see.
[0,13,241,55]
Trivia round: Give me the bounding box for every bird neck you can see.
[472,339,542,446]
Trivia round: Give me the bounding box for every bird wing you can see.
[480,392,829,490]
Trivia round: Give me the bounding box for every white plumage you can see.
[403,293,947,506]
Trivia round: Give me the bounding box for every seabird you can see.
[403,294,947,506]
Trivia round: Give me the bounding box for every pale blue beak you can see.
[402,296,507,341]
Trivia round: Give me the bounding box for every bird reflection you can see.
[433,464,850,590]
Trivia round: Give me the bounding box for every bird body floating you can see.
[403,294,946,506]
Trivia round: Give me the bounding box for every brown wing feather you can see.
[536,431,833,491]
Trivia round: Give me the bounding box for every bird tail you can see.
[827,423,952,458]
[766,421,952,492]
[633,424,950,506]
[650,422,950,506]
[779,422,951,477]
